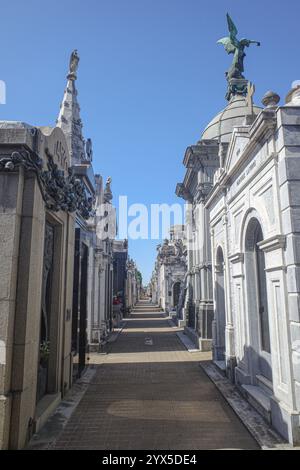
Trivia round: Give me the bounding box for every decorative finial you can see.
[217,14,260,101]
[262,90,280,108]
[67,49,80,80]
[104,176,113,203]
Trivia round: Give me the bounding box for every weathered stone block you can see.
[0,255,18,301]
[0,395,11,449]
[270,396,300,445]
[9,384,36,450]
[282,207,300,234]
[287,265,300,293]
[22,175,45,220]
[288,294,300,322]
[0,343,13,394]
[0,127,34,147]
[13,214,44,346]
[0,300,15,345]
[10,341,38,391]
[278,145,300,159]
[278,157,300,186]
[285,234,300,265]
[0,173,20,214]
[292,351,300,382]
[290,322,300,345]
[281,208,292,233]
[277,107,300,127]
[282,125,300,146]
[280,181,300,210]
[279,182,290,210]
[0,214,21,255]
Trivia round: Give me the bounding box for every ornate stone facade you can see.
[126,258,141,311]
[0,51,122,449]
[150,225,187,314]
[0,123,76,449]
[176,142,220,350]
[177,74,300,443]
[205,86,300,445]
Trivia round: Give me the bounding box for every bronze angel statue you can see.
[218,14,260,82]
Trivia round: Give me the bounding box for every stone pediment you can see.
[224,126,250,174]
[183,140,219,170]
[224,109,277,176]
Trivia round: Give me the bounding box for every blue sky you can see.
[1,0,300,283]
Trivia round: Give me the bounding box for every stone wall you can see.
[0,124,78,448]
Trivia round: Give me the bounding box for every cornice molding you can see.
[0,149,94,219]
[183,140,219,169]
[229,252,244,264]
[258,235,286,252]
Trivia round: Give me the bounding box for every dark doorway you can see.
[72,229,89,380]
[173,282,181,308]
[215,246,226,361]
[37,222,54,402]
[187,284,195,329]
[79,243,88,374]
[245,217,272,383]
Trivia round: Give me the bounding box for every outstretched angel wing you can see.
[226,13,238,40]
[217,35,235,54]
[217,37,231,47]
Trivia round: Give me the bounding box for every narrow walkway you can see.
[48,302,259,449]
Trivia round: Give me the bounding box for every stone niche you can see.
[0,123,77,449]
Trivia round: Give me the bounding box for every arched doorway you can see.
[215,246,226,361]
[245,217,272,383]
[173,282,181,308]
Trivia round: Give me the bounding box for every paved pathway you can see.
[52,302,259,450]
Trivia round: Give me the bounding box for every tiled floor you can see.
[51,302,259,449]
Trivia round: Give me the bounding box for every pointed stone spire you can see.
[56,50,87,164]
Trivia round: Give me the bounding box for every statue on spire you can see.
[104,177,113,203]
[217,14,260,101]
[67,49,80,80]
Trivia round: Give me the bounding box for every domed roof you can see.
[201,95,262,143]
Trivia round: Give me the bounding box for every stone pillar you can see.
[210,227,218,362]
[0,169,24,449]
[223,211,236,379]
[198,203,214,349]
[90,250,102,345]
[273,98,300,444]
[11,172,46,449]
[87,244,94,345]
[0,168,47,449]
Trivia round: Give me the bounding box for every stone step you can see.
[241,384,271,423]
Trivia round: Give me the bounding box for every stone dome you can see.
[201,95,262,143]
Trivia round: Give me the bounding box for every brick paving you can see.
[53,302,259,450]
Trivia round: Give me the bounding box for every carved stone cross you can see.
[246,81,255,116]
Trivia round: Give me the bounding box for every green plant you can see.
[40,340,50,364]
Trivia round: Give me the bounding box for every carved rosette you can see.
[0,150,94,219]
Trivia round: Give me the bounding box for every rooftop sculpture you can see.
[68,49,80,80]
[218,14,260,100]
